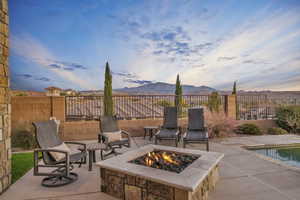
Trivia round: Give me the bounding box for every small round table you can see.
[78,143,106,171]
[144,126,159,141]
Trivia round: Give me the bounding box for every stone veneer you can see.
[98,145,223,200]
[0,0,10,194]
[100,165,219,200]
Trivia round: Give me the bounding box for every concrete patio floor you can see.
[1,135,300,200]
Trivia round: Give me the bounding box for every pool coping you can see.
[242,143,300,172]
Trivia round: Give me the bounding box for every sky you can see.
[9,0,300,91]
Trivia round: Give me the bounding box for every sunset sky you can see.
[9,0,300,91]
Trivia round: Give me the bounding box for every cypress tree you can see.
[175,74,183,115]
[232,81,237,95]
[208,91,221,112]
[103,62,113,116]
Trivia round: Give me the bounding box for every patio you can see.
[1,135,300,200]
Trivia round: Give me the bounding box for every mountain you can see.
[115,82,216,94]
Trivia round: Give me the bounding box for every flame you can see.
[162,152,179,165]
[144,151,179,167]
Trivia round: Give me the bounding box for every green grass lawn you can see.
[12,152,34,184]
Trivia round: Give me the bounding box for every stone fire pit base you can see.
[97,145,223,200]
[100,165,219,200]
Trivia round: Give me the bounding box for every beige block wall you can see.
[11,96,65,140]
[0,0,10,194]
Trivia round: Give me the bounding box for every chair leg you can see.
[155,137,158,145]
[206,141,209,151]
[175,139,178,147]
[183,141,186,148]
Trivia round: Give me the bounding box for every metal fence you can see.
[66,94,300,121]
[66,95,225,121]
[237,95,300,120]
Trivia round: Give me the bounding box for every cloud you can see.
[218,56,237,61]
[17,74,51,82]
[17,74,33,79]
[36,77,51,82]
[242,59,270,65]
[180,8,300,90]
[48,60,88,71]
[124,79,154,85]
[112,71,138,79]
[11,34,95,90]
[141,26,191,42]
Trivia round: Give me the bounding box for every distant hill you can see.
[115,82,216,94]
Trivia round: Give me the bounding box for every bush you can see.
[267,127,288,135]
[156,100,173,107]
[235,123,262,135]
[276,106,300,133]
[207,92,221,112]
[12,131,37,150]
[205,111,237,138]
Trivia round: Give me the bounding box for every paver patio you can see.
[1,135,300,200]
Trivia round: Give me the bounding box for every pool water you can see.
[252,147,300,168]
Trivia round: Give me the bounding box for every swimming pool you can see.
[251,146,300,168]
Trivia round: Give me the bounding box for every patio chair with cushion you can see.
[33,120,87,187]
[155,106,180,147]
[98,115,131,158]
[183,108,209,151]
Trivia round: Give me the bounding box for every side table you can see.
[78,143,107,171]
[143,126,159,141]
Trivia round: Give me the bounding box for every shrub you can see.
[276,106,300,133]
[207,92,222,112]
[267,127,288,135]
[12,131,37,150]
[156,100,173,107]
[235,123,262,135]
[205,111,237,138]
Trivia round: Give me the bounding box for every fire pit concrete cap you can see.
[96,144,224,191]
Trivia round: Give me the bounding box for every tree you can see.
[208,92,221,113]
[174,74,183,115]
[103,62,113,116]
[232,81,237,95]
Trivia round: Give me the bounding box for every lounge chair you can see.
[33,120,87,187]
[98,115,131,158]
[183,108,209,151]
[155,106,180,147]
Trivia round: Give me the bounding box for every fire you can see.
[144,151,179,167]
[162,152,179,165]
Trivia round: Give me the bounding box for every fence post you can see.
[224,95,237,120]
[51,96,66,122]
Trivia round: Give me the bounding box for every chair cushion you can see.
[156,129,179,139]
[184,130,208,140]
[108,138,129,146]
[56,151,87,164]
[48,142,71,161]
[103,131,122,143]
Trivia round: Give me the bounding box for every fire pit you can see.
[130,150,200,173]
[97,145,223,200]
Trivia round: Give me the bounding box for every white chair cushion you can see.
[48,142,71,161]
[103,131,122,143]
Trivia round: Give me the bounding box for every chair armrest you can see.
[34,148,70,163]
[65,141,87,151]
[100,134,109,145]
[121,130,131,138]
[34,148,70,155]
